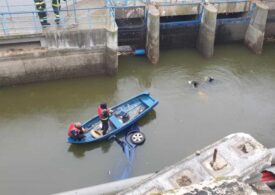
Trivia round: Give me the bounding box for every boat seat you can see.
[109,115,123,129]
[139,98,152,107]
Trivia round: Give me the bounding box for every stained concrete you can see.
[216,23,249,43]
[146,5,160,64]
[106,22,118,75]
[0,49,107,86]
[1,0,275,87]
[118,133,272,195]
[197,4,217,58]
[0,4,118,87]
[245,2,269,54]
[43,29,106,49]
[266,10,275,38]
[160,179,275,195]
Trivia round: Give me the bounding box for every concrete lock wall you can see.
[0,26,118,86]
[266,10,275,38]
[245,2,269,54]
[0,49,106,87]
[215,23,249,43]
[146,5,160,64]
[197,4,217,58]
[106,18,119,75]
[43,29,107,49]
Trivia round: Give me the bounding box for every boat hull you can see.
[67,92,158,144]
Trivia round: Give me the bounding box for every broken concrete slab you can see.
[118,133,272,195]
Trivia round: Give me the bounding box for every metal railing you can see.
[0,0,78,12]
[0,7,112,36]
[0,0,256,36]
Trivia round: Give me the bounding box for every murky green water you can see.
[1,43,275,195]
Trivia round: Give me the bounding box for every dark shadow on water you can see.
[67,140,114,158]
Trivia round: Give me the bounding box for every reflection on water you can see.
[67,141,114,158]
[1,43,275,195]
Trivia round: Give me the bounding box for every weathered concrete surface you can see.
[211,1,251,14]
[157,4,201,16]
[118,133,272,195]
[106,19,118,75]
[0,48,109,86]
[245,2,269,54]
[160,179,275,195]
[43,29,106,49]
[197,4,217,58]
[266,10,275,38]
[151,1,250,16]
[0,8,118,87]
[216,23,249,43]
[146,5,160,64]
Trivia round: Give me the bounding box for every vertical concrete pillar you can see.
[244,3,269,54]
[146,5,160,64]
[106,12,118,75]
[197,4,217,58]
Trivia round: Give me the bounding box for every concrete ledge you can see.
[0,48,113,87]
[119,133,272,195]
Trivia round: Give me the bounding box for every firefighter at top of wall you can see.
[34,0,50,26]
[52,0,64,24]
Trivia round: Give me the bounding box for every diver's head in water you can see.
[188,80,199,88]
[205,76,214,83]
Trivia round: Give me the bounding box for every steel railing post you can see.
[72,0,78,24]
[1,14,7,35]
[88,9,92,29]
[32,12,39,33]
[5,0,12,19]
[1,14,8,35]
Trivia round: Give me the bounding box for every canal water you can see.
[1,43,275,195]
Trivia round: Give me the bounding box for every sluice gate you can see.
[114,6,147,48]
[0,0,274,86]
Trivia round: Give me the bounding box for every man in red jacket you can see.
[68,122,87,140]
[97,103,113,135]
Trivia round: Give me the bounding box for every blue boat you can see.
[67,92,158,144]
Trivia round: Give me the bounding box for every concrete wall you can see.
[245,2,269,54]
[158,4,201,16]
[212,1,251,14]
[146,5,160,64]
[160,25,199,49]
[266,10,275,37]
[155,1,250,16]
[43,29,106,49]
[215,23,249,43]
[197,4,217,58]
[0,8,119,87]
[114,7,145,19]
[0,49,108,87]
